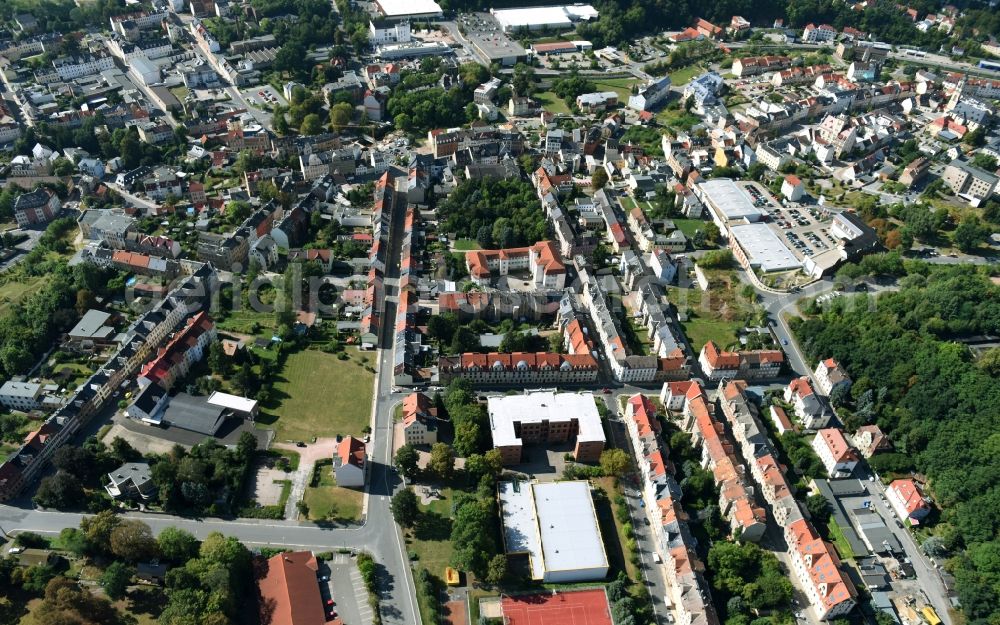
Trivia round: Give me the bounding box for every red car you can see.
[602,388,612,394]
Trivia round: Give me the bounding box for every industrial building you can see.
[729,223,802,272]
[695,178,763,227]
[498,480,609,583]
[487,391,605,465]
[373,0,442,20]
[491,4,598,32]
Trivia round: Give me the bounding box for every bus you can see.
[978,59,1000,72]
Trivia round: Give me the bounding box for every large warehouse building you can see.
[695,178,763,228]
[374,0,443,20]
[488,391,605,465]
[729,223,802,272]
[499,480,609,583]
[491,4,598,32]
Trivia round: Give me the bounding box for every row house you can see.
[438,290,562,322]
[0,266,217,501]
[720,380,856,620]
[197,229,250,271]
[437,352,599,386]
[358,172,393,348]
[111,250,180,278]
[685,384,767,542]
[137,311,216,391]
[624,387,720,625]
[125,232,182,258]
[732,55,792,78]
[698,341,784,381]
[427,125,524,159]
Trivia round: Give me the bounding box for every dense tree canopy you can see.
[438,178,548,248]
[792,264,1000,623]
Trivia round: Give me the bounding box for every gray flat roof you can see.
[162,393,227,436]
[498,480,607,580]
[730,223,802,272]
[69,309,112,338]
[700,179,762,221]
[533,481,607,576]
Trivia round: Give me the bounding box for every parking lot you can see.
[241,84,286,108]
[320,552,374,625]
[767,204,841,261]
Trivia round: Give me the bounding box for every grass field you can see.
[680,315,742,352]
[0,275,47,314]
[216,308,276,335]
[669,64,706,86]
[303,459,364,523]
[406,486,466,625]
[452,239,481,251]
[258,349,374,440]
[592,77,640,102]
[656,106,702,131]
[671,218,709,239]
[535,91,571,114]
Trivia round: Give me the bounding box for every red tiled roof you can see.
[337,436,365,470]
[257,551,325,625]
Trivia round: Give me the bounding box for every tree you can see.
[395,444,420,479]
[329,102,353,130]
[591,168,609,190]
[703,222,721,245]
[953,216,986,252]
[450,327,480,354]
[100,561,133,600]
[58,528,88,557]
[426,313,457,346]
[486,554,507,585]
[391,488,420,527]
[81,510,122,556]
[34,471,85,510]
[157,527,199,563]
[806,493,829,519]
[300,113,324,135]
[29,577,124,625]
[429,443,455,480]
[110,519,159,562]
[600,449,631,476]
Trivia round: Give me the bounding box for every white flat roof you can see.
[499,480,607,580]
[730,223,802,272]
[488,391,605,448]
[700,178,762,222]
[375,0,442,17]
[493,6,572,29]
[207,391,258,414]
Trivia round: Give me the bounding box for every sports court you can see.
[500,589,613,625]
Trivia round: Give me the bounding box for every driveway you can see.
[320,552,373,625]
[273,438,339,520]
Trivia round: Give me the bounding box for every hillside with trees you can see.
[791,264,1000,624]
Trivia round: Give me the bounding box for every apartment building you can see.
[0,381,44,412]
[786,518,858,619]
[487,392,605,465]
[732,55,792,78]
[886,478,931,526]
[137,312,216,391]
[438,352,599,386]
[803,23,837,43]
[942,158,998,205]
[400,392,437,446]
[698,341,784,381]
[811,428,859,477]
[466,241,566,289]
[13,188,60,228]
[813,358,852,396]
[784,376,831,429]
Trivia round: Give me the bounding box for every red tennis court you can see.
[501,589,612,625]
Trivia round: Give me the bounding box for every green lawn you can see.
[406,486,467,625]
[216,308,277,335]
[303,459,364,523]
[669,64,706,86]
[656,107,702,131]
[452,239,481,251]
[680,315,742,352]
[619,195,638,210]
[672,218,709,239]
[828,518,855,560]
[0,275,48,314]
[535,91,571,114]
[258,349,374,440]
[592,77,640,102]
[169,86,189,101]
